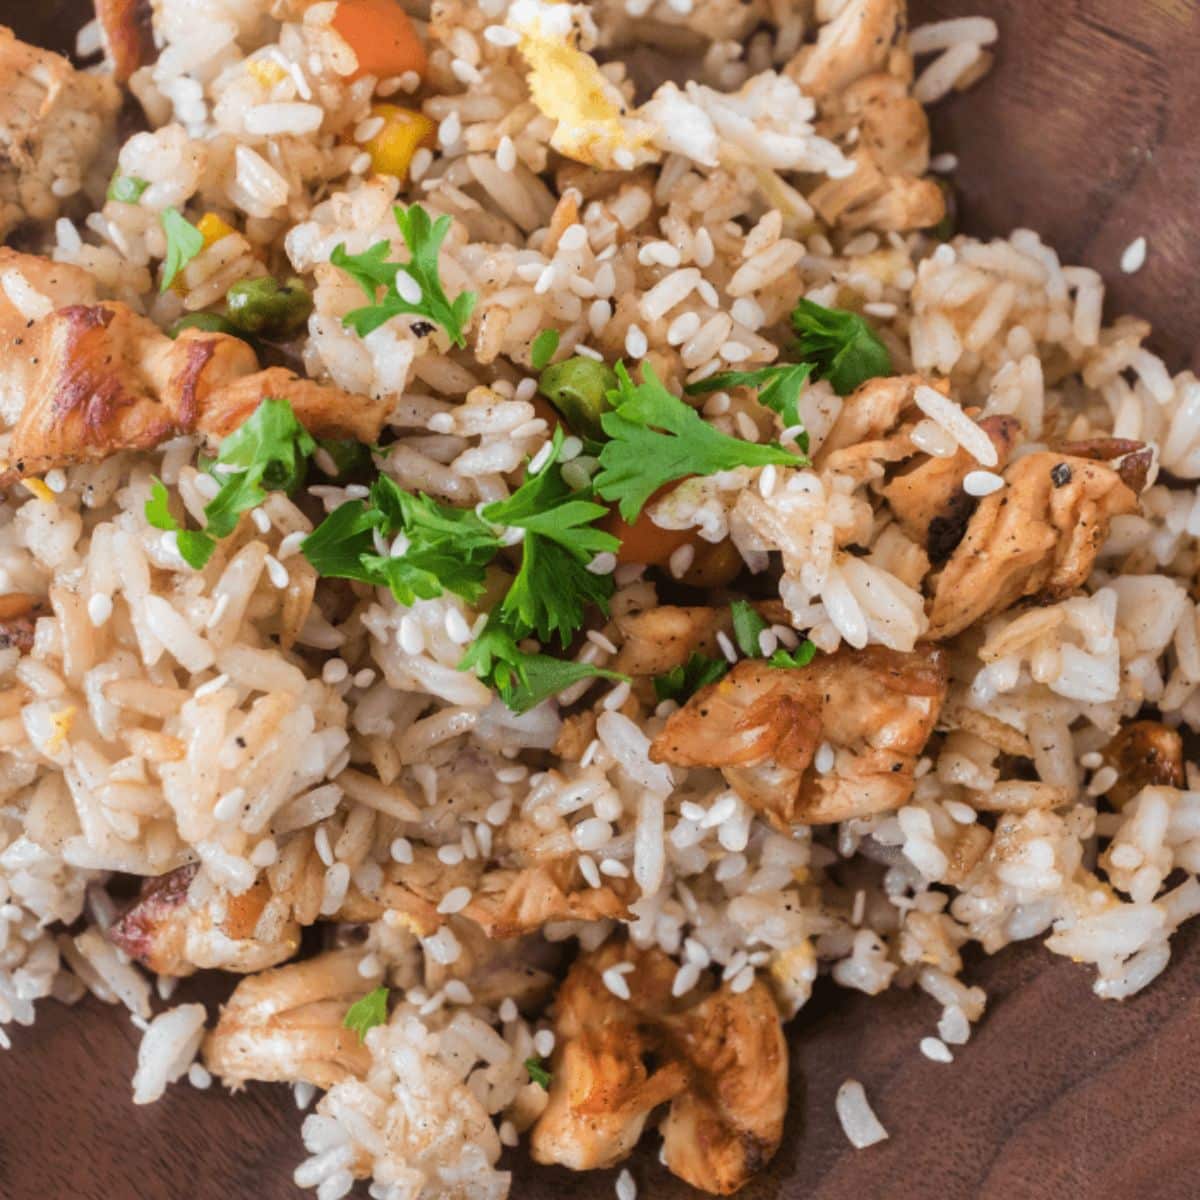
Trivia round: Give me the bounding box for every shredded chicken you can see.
[650,644,947,827]
[928,451,1141,639]
[883,414,1022,561]
[0,27,119,237]
[1102,720,1184,810]
[203,948,382,1090]
[108,863,301,977]
[3,303,393,478]
[95,0,156,82]
[531,940,787,1194]
[788,0,905,100]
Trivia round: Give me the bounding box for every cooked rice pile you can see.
[1,0,1199,1196]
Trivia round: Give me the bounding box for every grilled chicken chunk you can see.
[1101,720,1184,810]
[0,27,120,236]
[927,451,1141,639]
[109,863,301,977]
[883,414,1021,562]
[788,0,904,100]
[4,302,393,477]
[6,302,257,477]
[204,949,382,1090]
[650,645,947,828]
[531,941,787,1195]
[95,0,157,82]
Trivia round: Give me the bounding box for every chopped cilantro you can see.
[144,399,315,568]
[344,986,389,1041]
[769,640,818,670]
[653,651,729,703]
[594,363,798,522]
[530,328,561,370]
[107,172,149,205]
[791,299,891,396]
[315,437,372,479]
[460,620,626,714]
[525,1056,552,1090]
[686,362,812,442]
[730,600,768,658]
[159,207,205,293]
[331,204,477,347]
[145,478,216,569]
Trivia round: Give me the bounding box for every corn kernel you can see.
[197,212,237,249]
[246,58,287,88]
[22,477,55,503]
[365,104,434,180]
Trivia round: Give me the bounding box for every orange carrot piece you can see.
[331,0,428,82]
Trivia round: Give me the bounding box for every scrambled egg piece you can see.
[507,0,656,170]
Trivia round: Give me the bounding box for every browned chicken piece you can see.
[0,27,120,237]
[613,601,792,678]
[204,948,382,1091]
[787,0,906,100]
[108,863,301,977]
[0,250,97,428]
[0,591,43,653]
[883,415,1022,562]
[424,921,560,1011]
[6,302,257,477]
[95,0,157,82]
[927,452,1141,639]
[816,373,934,467]
[832,72,931,179]
[650,645,947,828]
[196,366,394,447]
[531,940,787,1195]
[1101,720,1184,810]
[466,859,637,937]
[1058,437,1154,494]
[810,149,945,234]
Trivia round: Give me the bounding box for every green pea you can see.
[225,275,314,340]
[538,357,618,441]
[168,311,243,339]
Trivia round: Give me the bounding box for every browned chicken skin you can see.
[531,941,787,1195]
[109,863,301,977]
[927,450,1141,639]
[1102,720,1184,810]
[650,644,947,827]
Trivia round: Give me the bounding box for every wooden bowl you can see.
[3,3,1199,1198]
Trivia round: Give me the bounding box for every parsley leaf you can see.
[686,362,812,442]
[344,986,389,1041]
[594,363,798,522]
[653,651,729,703]
[145,478,216,569]
[791,299,891,396]
[525,1056,552,1090]
[459,620,626,714]
[331,204,477,347]
[108,172,149,204]
[531,328,560,370]
[730,600,768,658]
[303,477,501,605]
[159,207,205,293]
[769,640,818,669]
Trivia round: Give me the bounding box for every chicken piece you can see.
[532,940,787,1195]
[833,72,930,178]
[809,148,945,234]
[927,452,1141,639]
[0,250,97,428]
[883,415,1022,562]
[424,921,560,1011]
[788,0,906,100]
[650,644,947,828]
[613,601,792,678]
[196,366,394,447]
[1058,437,1154,494]
[816,373,934,467]
[204,948,382,1090]
[95,0,157,82]
[1102,720,1184,810]
[0,27,120,237]
[6,302,257,477]
[108,863,301,977]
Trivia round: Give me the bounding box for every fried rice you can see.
[1,1,1198,1197]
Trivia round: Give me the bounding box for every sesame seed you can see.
[390,837,413,864]
[439,111,462,147]
[444,608,472,643]
[87,593,113,626]
[668,543,695,579]
[600,858,629,878]
[587,551,617,575]
[602,681,631,711]
[527,440,555,475]
[398,615,425,655]
[353,668,376,688]
[264,554,290,589]
[716,630,738,664]
[444,979,474,1004]
[815,742,835,773]
[672,961,702,998]
[602,966,632,1000]
[759,464,778,498]
[450,57,482,85]
[483,23,520,45]
[920,1036,954,1063]
[214,787,246,823]
[625,323,648,358]
[277,530,306,559]
[322,658,349,684]
[1120,236,1147,274]
[962,470,1005,497]
[558,223,588,253]
[729,965,755,993]
[44,468,67,494]
[499,997,518,1023]
[437,844,465,865]
[394,269,422,305]
[586,629,618,654]
[437,886,472,915]
[616,1168,637,1200]
[495,135,517,172]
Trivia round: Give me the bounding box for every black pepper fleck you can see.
[410,321,435,338]
[1050,462,1072,488]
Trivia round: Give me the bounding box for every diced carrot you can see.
[678,538,742,588]
[605,504,697,567]
[331,0,427,82]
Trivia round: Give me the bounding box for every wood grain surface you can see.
[3,3,1200,1199]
